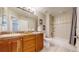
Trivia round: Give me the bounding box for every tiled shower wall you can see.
[53,11,72,42]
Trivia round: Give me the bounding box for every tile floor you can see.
[41,38,77,52]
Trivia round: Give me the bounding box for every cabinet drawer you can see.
[23,35,36,40]
[23,39,35,44]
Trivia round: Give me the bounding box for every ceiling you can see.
[35,7,73,16]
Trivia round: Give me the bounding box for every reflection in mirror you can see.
[2,15,8,32]
[0,8,2,33]
[0,7,38,34]
[11,16,18,32]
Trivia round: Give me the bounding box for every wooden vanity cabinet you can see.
[36,33,43,52]
[0,33,44,52]
[22,35,36,52]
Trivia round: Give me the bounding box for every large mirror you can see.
[0,7,38,33]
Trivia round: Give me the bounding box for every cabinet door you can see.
[0,37,22,52]
[9,38,22,52]
[0,39,10,52]
[22,35,36,52]
[36,33,43,52]
[11,39,17,52]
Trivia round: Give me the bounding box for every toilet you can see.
[44,37,53,48]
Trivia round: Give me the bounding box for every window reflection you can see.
[12,17,18,32]
[2,15,8,32]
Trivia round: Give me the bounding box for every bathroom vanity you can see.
[0,32,43,52]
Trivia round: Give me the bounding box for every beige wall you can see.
[53,11,72,42]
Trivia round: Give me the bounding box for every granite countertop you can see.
[0,32,43,39]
